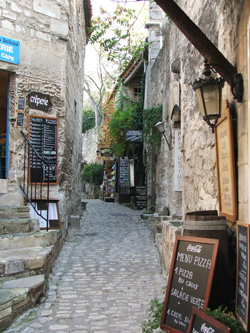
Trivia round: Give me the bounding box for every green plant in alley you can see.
[82,163,104,185]
[108,83,142,157]
[205,306,245,332]
[82,108,95,133]
[141,299,164,333]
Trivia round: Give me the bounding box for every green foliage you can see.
[88,5,148,72]
[108,84,142,157]
[143,105,163,148]
[142,299,164,333]
[82,108,95,133]
[205,306,245,333]
[82,163,104,185]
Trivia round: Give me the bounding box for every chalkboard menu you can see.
[16,112,24,127]
[160,236,219,333]
[135,186,147,209]
[188,307,230,333]
[236,221,249,331]
[29,115,58,184]
[17,96,26,111]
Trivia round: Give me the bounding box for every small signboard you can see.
[16,112,24,127]
[188,307,230,333]
[135,186,147,209]
[160,236,219,333]
[174,129,182,191]
[125,130,142,142]
[236,221,250,331]
[17,96,26,111]
[0,36,20,64]
[28,91,52,112]
[215,101,237,222]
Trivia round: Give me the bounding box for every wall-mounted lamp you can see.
[155,121,172,150]
[192,59,243,133]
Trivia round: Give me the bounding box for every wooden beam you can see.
[154,0,237,85]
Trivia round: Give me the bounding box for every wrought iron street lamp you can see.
[155,121,172,150]
[192,59,224,133]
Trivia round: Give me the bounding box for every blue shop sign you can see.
[0,36,20,64]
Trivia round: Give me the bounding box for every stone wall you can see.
[0,0,87,233]
[82,127,98,165]
[145,0,247,220]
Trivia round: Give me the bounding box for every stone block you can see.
[0,306,11,320]
[3,275,44,289]
[25,256,46,270]
[33,0,60,19]
[5,259,25,275]
[50,18,68,36]
[70,215,80,229]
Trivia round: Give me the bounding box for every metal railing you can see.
[20,130,50,231]
[0,134,6,179]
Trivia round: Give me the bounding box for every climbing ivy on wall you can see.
[143,104,163,147]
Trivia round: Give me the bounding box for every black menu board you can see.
[236,221,249,331]
[160,236,219,333]
[29,115,58,184]
[17,96,26,111]
[16,112,24,127]
[188,307,230,333]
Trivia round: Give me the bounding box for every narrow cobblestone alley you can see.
[5,199,166,333]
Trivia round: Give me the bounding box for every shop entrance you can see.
[0,70,9,179]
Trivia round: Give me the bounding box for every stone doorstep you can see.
[0,218,32,235]
[0,246,53,281]
[0,230,60,251]
[0,206,30,219]
[0,275,45,331]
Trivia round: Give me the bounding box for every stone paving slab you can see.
[4,199,166,332]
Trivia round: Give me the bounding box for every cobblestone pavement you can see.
[5,199,166,333]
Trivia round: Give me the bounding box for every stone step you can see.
[0,246,53,283]
[0,229,61,251]
[0,275,45,331]
[0,217,32,235]
[0,206,30,219]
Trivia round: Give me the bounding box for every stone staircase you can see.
[0,205,63,331]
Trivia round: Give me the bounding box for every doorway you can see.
[0,70,9,179]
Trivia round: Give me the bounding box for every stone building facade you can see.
[0,0,90,233]
[145,0,248,222]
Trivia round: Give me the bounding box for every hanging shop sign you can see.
[125,130,142,142]
[0,36,20,64]
[101,148,113,157]
[28,91,52,112]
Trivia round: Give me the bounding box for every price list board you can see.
[28,115,58,184]
[236,221,250,331]
[160,236,219,333]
